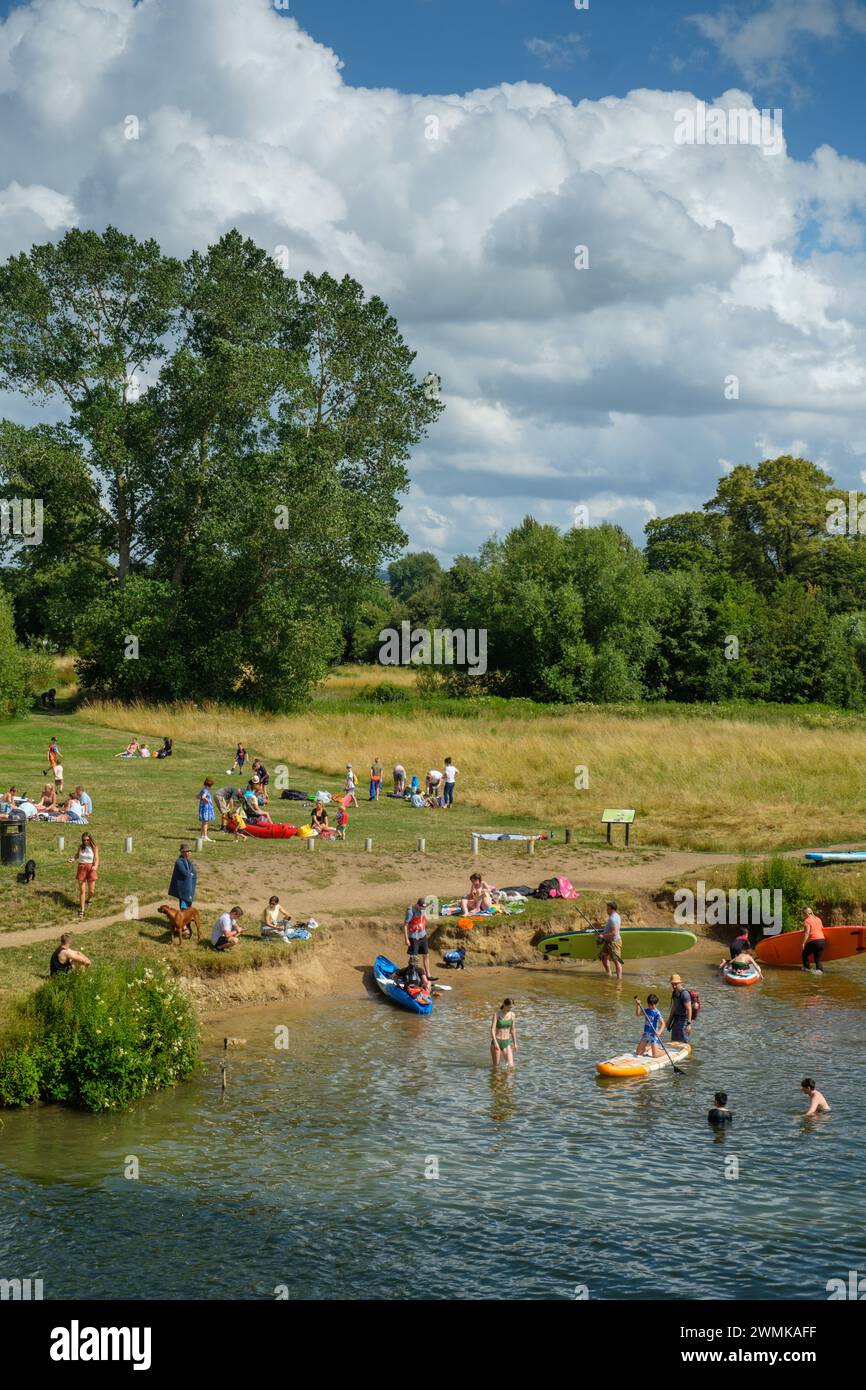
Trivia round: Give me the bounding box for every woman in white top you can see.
[68,832,99,917]
[344,764,358,807]
[261,895,292,941]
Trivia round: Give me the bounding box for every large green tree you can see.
[0,229,442,706]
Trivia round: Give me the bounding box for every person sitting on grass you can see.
[311,800,330,834]
[242,782,272,824]
[212,907,244,951]
[35,782,58,815]
[261,896,293,941]
[460,873,494,916]
[75,785,93,819]
[58,792,86,824]
[117,738,140,758]
[156,737,173,759]
[50,932,92,976]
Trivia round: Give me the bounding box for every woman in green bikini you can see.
[490,998,517,1068]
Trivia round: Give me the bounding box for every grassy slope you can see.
[80,677,866,853]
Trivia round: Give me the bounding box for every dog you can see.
[441,947,466,970]
[18,858,37,884]
[158,903,201,946]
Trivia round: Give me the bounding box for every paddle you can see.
[633,996,686,1076]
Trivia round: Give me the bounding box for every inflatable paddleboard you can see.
[538,928,697,960]
[721,961,761,987]
[804,852,866,863]
[755,925,866,966]
[596,1043,690,1078]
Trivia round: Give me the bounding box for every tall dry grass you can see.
[77,697,866,853]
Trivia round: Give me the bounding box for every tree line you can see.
[351,455,866,710]
[1,229,865,712]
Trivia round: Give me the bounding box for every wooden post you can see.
[124,835,133,853]
[196,836,204,851]
[57,835,65,851]
[418,837,426,853]
[365,837,373,853]
[528,838,535,856]
[307,836,315,851]
[471,834,479,857]
[565,827,572,845]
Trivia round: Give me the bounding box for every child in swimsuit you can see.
[490,998,517,1068]
[635,993,664,1057]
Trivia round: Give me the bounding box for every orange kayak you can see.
[755,925,866,967]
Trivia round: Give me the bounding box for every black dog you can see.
[19,858,37,884]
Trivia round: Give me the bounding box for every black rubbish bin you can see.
[0,819,26,866]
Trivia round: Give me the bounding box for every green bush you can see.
[0,961,199,1112]
[362,682,411,705]
[0,1045,42,1107]
[735,855,811,934]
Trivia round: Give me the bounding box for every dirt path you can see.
[0,843,748,949]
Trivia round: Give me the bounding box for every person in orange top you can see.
[802,906,826,974]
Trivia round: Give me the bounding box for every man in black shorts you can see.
[404,897,434,983]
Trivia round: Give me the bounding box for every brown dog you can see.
[158,903,201,946]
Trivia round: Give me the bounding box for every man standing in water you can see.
[598,901,623,980]
[801,1078,831,1115]
[666,974,694,1043]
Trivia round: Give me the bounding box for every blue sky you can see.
[1,0,866,560]
[282,0,866,161]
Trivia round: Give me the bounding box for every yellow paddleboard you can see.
[596,1043,691,1078]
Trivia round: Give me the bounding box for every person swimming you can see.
[801,1078,831,1115]
[707,1090,733,1126]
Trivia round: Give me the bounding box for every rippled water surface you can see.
[2,958,865,1300]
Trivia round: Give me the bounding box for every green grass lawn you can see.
[0,710,567,930]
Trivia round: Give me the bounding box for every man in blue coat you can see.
[168,843,197,910]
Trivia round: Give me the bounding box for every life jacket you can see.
[406,908,426,939]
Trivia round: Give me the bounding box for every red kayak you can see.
[227,819,298,839]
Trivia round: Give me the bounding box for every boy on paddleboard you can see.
[634,993,664,1057]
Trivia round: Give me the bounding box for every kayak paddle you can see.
[633,996,686,1076]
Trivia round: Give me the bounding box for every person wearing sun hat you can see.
[665,973,694,1043]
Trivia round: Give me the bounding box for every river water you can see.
[2,957,865,1301]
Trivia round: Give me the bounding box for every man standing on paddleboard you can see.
[666,974,693,1043]
[598,901,623,981]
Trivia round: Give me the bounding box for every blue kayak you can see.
[804,852,866,863]
[373,955,433,1015]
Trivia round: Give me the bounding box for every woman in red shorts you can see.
[69,831,100,917]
